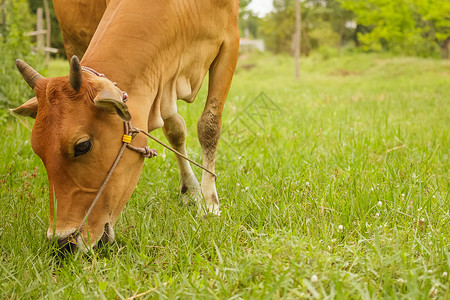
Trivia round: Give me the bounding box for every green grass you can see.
[1,52,449,298]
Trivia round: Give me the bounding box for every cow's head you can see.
[12,56,145,251]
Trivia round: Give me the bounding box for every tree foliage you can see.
[338,0,450,57]
[250,0,449,58]
[259,0,297,53]
[259,0,353,54]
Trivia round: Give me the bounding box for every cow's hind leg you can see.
[197,39,239,215]
[162,114,201,204]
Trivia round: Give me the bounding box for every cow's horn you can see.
[69,55,82,91]
[16,59,44,89]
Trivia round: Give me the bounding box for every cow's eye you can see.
[74,140,92,157]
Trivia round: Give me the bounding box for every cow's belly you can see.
[159,41,220,121]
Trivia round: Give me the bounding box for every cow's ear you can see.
[94,89,131,121]
[10,97,38,118]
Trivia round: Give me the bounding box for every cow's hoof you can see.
[181,188,202,205]
[180,175,201,205]
[198,204,221,216]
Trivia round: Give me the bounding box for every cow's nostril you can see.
[56,233,78,253]
[99,223,114,246]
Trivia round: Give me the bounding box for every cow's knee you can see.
[162,114,186,149]
[197,98,222,158]
[163,114,201,203]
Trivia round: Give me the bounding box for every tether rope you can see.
[129,127,217,179]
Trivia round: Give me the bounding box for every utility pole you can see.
[43,0,51,65]
[295,0,301,80]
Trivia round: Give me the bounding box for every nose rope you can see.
[76,67,217,234]
[75,139,128,233]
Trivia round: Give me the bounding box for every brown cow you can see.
[12,0,239,251]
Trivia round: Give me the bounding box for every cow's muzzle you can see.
[56,232,80,253]
[49,223,115,253]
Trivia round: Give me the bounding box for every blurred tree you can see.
[0,0,40,107]
[260,0,353,55]
[1,0,33,43]
[414,0,450,58]
[239,0,261,38]
[260,0,303,53]
[306,0,353,52]
[242,12,261,39]
[240,0,252,8]
[321,0,354,50]
[338,0,449,58]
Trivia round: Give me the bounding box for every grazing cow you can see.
[12,0,239,251]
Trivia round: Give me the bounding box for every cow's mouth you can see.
[56,232,79,253]
[55,223,115,253]
[99,223,115,245]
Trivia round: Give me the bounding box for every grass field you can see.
[1,52,449,298]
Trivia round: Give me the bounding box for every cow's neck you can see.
[79,1,172,132]
[80,54,163,132]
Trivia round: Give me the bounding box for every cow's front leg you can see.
[162,114,201,204]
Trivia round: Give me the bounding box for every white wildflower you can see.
[311,275,318,282]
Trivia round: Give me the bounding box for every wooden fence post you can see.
[43,0,51,64]
[36,8,43,53]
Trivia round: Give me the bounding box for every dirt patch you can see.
[330,69,360,76]
[240,64,257,71]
